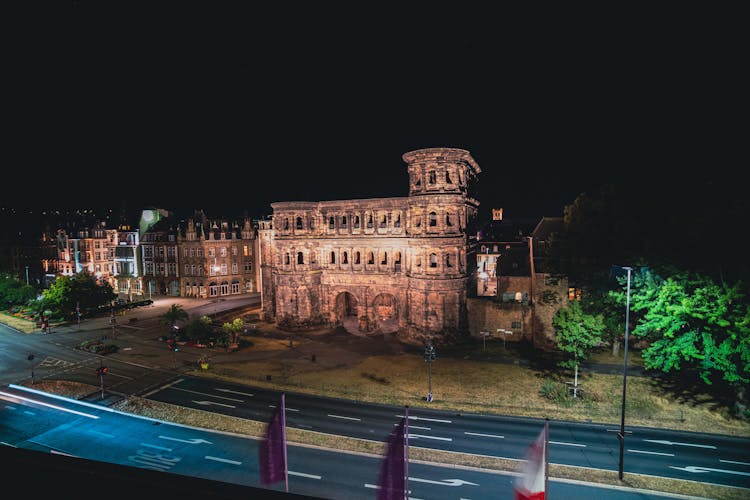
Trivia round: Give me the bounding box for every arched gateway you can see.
[334,292,359,334]
[260,147,480,343]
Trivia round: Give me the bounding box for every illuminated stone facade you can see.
[259,148,480,344]
[178,214,256,299]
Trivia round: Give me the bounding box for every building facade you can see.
[178,213,256,299]
[259,147,481,344]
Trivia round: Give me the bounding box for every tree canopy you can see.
[41,272,116,318]
[552,300,606,370]
[612,268,750,386]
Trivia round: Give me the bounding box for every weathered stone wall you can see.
[259,148,481,344]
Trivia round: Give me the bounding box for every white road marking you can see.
[397,414,452,424]
[670,465,750,476]
[327,414,361,421]
[409,434,453,442]
[89,430,114,439]
[140,379,183,398]
[465,432,504,439]
[643,439,717,449]
[410,478,478,487]
[269,405,299,412]
[364,484,417,498]
[193,400,236,408]
[289,471,322,479]
[550,440,585,447]
[159,436,212,445]
[399,424,431,431]
[1,442,17,447]
[628,449,674,457]
[205,456,242,465]
[720,459,750,466]
[175,387,244,402]
[141,443,172,452]
[215,388,254,397]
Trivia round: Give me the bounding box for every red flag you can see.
[515,422,548,500]
[259,394,288,490]
[377,412,408,500]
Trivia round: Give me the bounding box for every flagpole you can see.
[282,393,289,493]
[544,418,550,498]
[404,405,409,500]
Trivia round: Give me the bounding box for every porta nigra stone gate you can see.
[259,148,480,344]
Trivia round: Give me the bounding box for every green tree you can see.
[41,272,115,319]
[222,318,244,345]
[617,269,750,390]
[184,315,213,343]
[161,304,189,335]
[0,275,36,309]
[552,300,606,397]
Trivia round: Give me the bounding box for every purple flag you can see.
[377,417,406,500]
[259,395,287,486]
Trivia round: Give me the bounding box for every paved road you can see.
[0,384,695,500]
[146,376,750,490]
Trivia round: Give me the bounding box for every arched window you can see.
[284,253,290,265]
[445,253,453,267]
[297,252,304,265]
[330,251,336,264]
[284,218,289,230]
[430,253,438,268]
[329,216,335,229]
[429,212,437,227]
[381,252,387,265]
[380,214,387,227]
[394,214,401,227]
[415,216,422,228]
[354,215,360,228]
[367,252,374,265]
[355,251,361,264]
[367,214,373,228]
[428,170,436,184]
[341,216,347,227]
[296,217,303,229]
[342,252,348,264]
[446,213,453,226]
[445,170,452,183]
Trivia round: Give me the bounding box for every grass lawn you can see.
[202,333,750,438]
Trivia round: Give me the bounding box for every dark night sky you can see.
[6,4,745,224]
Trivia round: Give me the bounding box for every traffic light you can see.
[96,366,109,376]
[424,344,436,362]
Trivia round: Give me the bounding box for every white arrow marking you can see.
[465,432,504,439]
[409,434,453,442]
[629,449,674,457]
[193,400,236,408]
[409,478,478,487]
[644,439,716,449]
[205,455,242,465]
[721,459,750,466]
[327,414,360,421]
[670,466,750,476]
[289,471,322,479]
[158,436,212,445]
[397,414,452,424]
[215,388,254,397]
[550,440,586,447]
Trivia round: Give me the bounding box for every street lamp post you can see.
[424,343,436,402]
[616,266,633,480]
[25,265,29,286]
